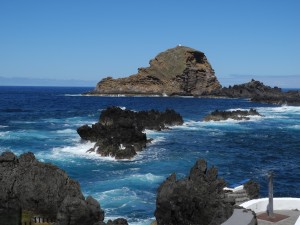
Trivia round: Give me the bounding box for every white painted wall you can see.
[240,197,300,213]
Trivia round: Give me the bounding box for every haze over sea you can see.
[0,86,299,225]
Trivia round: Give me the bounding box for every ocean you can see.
[0,86,299,225]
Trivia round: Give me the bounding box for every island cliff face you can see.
[89,46,221,96]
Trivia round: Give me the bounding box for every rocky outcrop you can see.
[94,218,128,225]
[88,46,221,96]
[77,107,183,159]
[155,159,236,225]
[251,90,300,106]
[210,79,300,106]
[0,151,127,225]
[211,79,282,98]
[0,151,102,224]
[203,109,261,121]
[244,180,260,200]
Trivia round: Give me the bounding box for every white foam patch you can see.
[36,141,98,161]
[0,131,10,137]
[0,125,8,128]
[64,94,83,96]
[55,129,76,134]
[149,136,166,144]
[38,140,133,162]
[258,105,300,114]
[95,187,139,206]
[127,173,164,183]
[287,125,300,130]
[144,129,158,135]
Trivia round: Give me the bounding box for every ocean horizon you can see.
[0,86,299,225]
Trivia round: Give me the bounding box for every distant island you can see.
[86,46,221,96]
[85,46,300,105]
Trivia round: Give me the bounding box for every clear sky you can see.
[0,0,299,87]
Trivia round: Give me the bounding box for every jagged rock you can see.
[203,109,261,121]
[77,107,183,159]
[251,90,300,106]
[210,79,300,106]
[0,151,104,225]
[211,79,281,98]
[244,180,260,199]
[155,159,235,225]
[93,218,128,225]
[87,46,221,96]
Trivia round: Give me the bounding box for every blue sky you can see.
[0,0,299,87]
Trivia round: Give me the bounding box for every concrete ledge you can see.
[240,197,300,213]
[295,215,300,225]
[221,209,256,225]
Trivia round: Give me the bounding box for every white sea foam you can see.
[41,140,132,162]
[287,125,300,130]
[149,136,166,144]
[0,131,10,136]
[55,129,75,134]
[128,173,164,183]
[64,94,83,96]
[259,105,300,114]
[41,141,98,161]
[0,125,8,128]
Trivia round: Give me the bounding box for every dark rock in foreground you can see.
[155,159,235,225]
[203,109,261,121]
[0,151,128,225]
[244,180,260,200]
[0,151,104,225]
[77,107,183,159]
[87,46,221,96]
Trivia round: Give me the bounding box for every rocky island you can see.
[203,109,261,121]
[86,46,300,105]
[77,107,183,159]
[211,79,300,106]
[87,46,221,96]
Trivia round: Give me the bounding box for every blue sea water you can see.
[0,86,299,225]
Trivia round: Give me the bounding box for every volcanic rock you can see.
[203,109,261,121]
[210,79,300,106]
[210,79,281,98]
[0,151,106,225]
[77,107,183,159]
[244,180,260,199]
[88,46,221,96]
[154,159,235,225]
[251,90,300,106]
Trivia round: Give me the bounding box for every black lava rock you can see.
[203,108,261,121]
[155,159,235,225]
[77,107,183,159]
[0,151,104,225]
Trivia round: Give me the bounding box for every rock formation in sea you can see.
[88,46,221,96]
[210,79,300,106]
[154,159,235,225]
[154,159,259,225]
[251,90,300,106]
[203,108,261,121]
[210,79,282,98]
[77,107,183,159]
[0,151,128,225]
